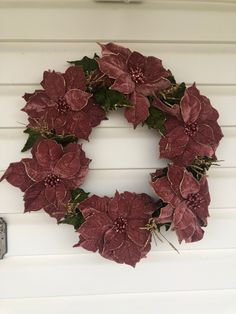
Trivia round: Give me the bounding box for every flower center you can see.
[114,216,127,233]
[184,123,198,136]
[44,174,61,187]
[57,97,69,114]
[186,193,202,212]
[130,67,145,84]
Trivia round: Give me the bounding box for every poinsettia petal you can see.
[111,73,135,94]
[65,111,92,140]
[156,204,174,224]
[190,227,204,242]
[144,56,170,82]
[23,159,48,182]
[180,170,200,199]
[65,89,92,111]
[173,201,188,227]
[82,99,107,127]
[99,42,132,58]
[64,66,86,91]
[159,126,189,159]
[113,240,142,267]
[124,92,150,128]
[127,51,146,73]
[22,91,54,118]
[108,191,129,220]
[78,213,111,239]
[54,152,81,179]
[24,181,48,212]
[151,176,177,205]
[44,203,68,221]
[194,124,215,146]
[0,160,33,192]
[136,78,171,96]
[41,71,66,101]
[181,86,201,124]
[167,164,184,195]
[127,219,151,247]
[44,183,67,204]
[97,54,127,79]
[103,228,125,250]
[152,98,180,118]
[33,139,63,169]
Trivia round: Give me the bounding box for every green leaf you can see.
[59,210,85,230]
[21,128,41,152]
[71,188,90,204]
[53,134,78,146]
[68,54,99,75]
[94,87,132,112]
[160,82,186,106]
[144,106,166,134]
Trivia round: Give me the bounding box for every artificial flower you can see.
[98,43,171,127]
[76,191,155,267]
[151,164,210,243]
[1,139,91,219]
[22,66,106,140]
[159,84,223,166]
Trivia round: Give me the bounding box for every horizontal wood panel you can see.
[1,209,236,257]
[1,85,235,128]
[1,43,236,84]
[0,3,236,42]
[0,127,232,170]
[0,250,236,298]
[0,290,236,314]
[0,168,235,212]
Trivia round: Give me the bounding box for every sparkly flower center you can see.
[186,193,202,212]
[184,123,198,136]
[114,216,127,233]
[130,67,145,84]
[44,174,61,187]
[57,97,69,114]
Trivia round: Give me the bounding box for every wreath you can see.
[1,43,223,267]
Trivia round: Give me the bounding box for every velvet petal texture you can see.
[76,192,155,267]
[1,139,91,220]
[159,84,223,166]
[22,66,106,140]
[151,165,210,243]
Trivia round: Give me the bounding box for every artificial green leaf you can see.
[144,106,166,134]
[21,128,41,152]
[94,87,132,112]
[71,188,90,204]
[53,134,78,146]
[68,54,99,75]
[160,82,186,106]
[187,156,219,181]
[59,210,85,230]
[167,75,176,84]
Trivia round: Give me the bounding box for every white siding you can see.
[0,1,236,313]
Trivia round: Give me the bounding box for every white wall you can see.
[0,1,236,313]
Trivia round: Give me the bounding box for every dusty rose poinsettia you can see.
[159,84,223,166]
[97,43,171,127]
[0,139,91,220]
[22,66,106,140]
[76,191,155,267]
[151,165,210,243]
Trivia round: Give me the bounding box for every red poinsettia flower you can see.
[98,43,171,127]
[76,191,155,267]
[159,84,223,166]
[151,165,210,243]
[22,66,106,140]
[1,139,91,219]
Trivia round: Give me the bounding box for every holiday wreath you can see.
[1,43,223,267]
